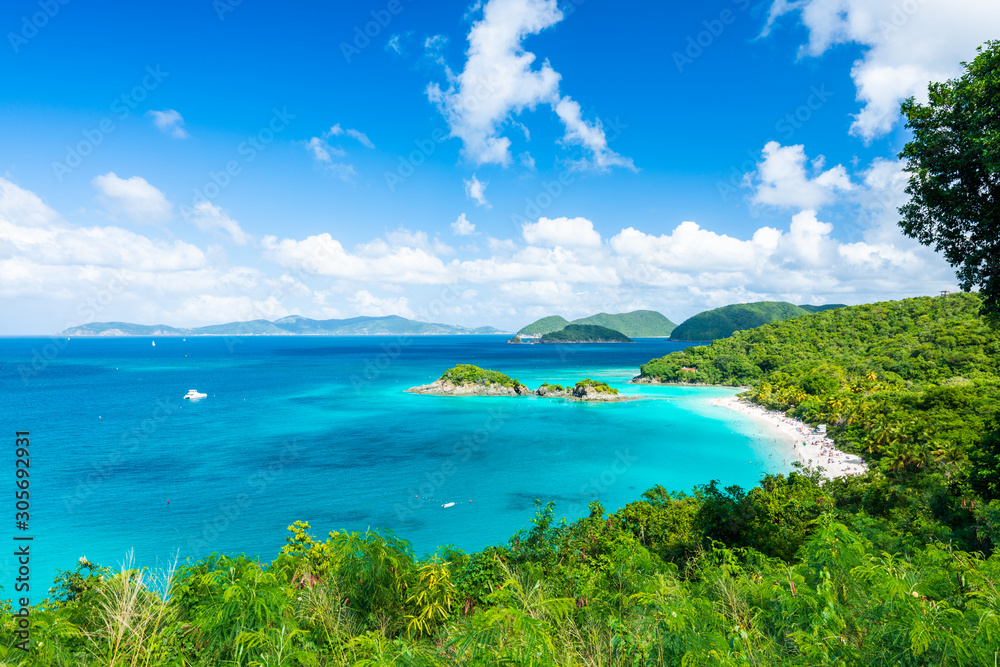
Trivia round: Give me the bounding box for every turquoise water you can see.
[0,335,791,589]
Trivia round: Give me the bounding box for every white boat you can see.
[183,389,207,400]
[152,341,156,347]
[441,502,455,509]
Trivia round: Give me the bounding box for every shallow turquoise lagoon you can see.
[0,335,793,586]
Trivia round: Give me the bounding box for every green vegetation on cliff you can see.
[540,324,633,343]
[574,378,619,394]
[440,363,522,388]
[670,301,815,341]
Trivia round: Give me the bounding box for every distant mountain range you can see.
[669,302,847,341]
[517,310,677,338]
[61,315,509,337]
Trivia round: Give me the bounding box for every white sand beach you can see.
[710,395,866,480]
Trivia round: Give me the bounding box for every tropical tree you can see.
[898,40,1000,321]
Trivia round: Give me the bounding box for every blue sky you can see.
[1,0,998,334]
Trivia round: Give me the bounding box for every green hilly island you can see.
[539,323,634,343]
[515,315,571,336]
[62,315,508,337]
[669,301,845,341]
[517,309,676,337]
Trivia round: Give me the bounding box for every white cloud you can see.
[351,289,415,318]
[0,171,958,334]
[187,201,251,246]
[386,32,412,55]
[424,34,450,67]
[464,173,491,207]
[748,142,853,210]
[764,0,1000,140]
[92,173,172,223]
[261,232,453,285]
[452,213,476,236]
[146,109,189,139]
[303,124,371,178]
[522,216,602,248]
[305,137,337,163]
[346,128,375,149]
[426,0,633,170]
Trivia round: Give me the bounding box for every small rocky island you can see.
[508,324,634,344]
[540,324,633,344]
[407,364,634,402]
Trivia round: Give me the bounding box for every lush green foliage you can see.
[439,364,523,389]
[540,324,633,343]
[517,315,571,336]
[798,303,847,314]
[642,294,1000,475]
[518,310,676,337]
[899,40,1000,321]
[570,310,676,337]
[574,378,619,394]
[670,301,819,341]
[6,493,1000,666]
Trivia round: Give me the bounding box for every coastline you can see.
[709,395,866,480]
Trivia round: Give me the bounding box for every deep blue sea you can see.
[0,335,794,591]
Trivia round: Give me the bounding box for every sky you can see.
[1,0,999,335]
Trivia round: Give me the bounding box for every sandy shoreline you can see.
[709,395,866,480]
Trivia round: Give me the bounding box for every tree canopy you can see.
[899,40,1000,321]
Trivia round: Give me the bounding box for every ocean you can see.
[0,335,794,589]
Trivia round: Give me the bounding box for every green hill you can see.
[516,315,571,336]
[640,292,1000,461]
[797,303,847,313]
[518,310,675,337]
[571,310,676,337]
[669,301,811,341]
[540,324,633,343]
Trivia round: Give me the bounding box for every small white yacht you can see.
[183,389,207,400]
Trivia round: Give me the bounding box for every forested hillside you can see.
[670,301,819,341]
[641,293,1000,472]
